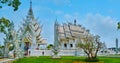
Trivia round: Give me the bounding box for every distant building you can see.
[108,47,120,52]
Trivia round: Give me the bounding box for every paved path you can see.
[0,58,14,63]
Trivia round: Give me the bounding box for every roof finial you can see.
[74,19,76,25]
[55,19,58,25]
[30,0,32,9]
[27,0,34,19]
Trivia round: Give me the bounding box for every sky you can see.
[0,0,120,48]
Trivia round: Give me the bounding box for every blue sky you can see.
[0,0,120,48]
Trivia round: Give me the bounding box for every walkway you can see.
[0,58,14,63]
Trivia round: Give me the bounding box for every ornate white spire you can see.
[27,0,34,19]
[18,0,46,50]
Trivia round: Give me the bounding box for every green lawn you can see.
[12,56,120,63]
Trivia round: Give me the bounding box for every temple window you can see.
[64,44,67,48]
[70,44,73,48]
[19,43,21,47]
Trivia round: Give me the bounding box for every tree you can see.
[47,44,53,50]
[117,22,120,29]
[0,17,10,34]
[0,0,21,11]
[77,34,102,61]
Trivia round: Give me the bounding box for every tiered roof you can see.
[19,0,46,45]
[56,20,90,41]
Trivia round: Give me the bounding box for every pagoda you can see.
[18,0,47,55]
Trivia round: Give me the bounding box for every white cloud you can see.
[63,13,118,34]
[52,0,71,6]
[64,14,73,20]
[63,13,80,22]
[62,13,119,47]
[84,13,117,29]
[34,0,71,6]
[82,13,119,47]
[55,10,63,15]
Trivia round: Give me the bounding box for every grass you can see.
[12,56,120,63]
[100,57,120,63]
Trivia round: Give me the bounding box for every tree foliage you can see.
[0,0,21,11]
[47,44,53,50]
[9,43,14,51]
[77,34,102,60]
[117,22,120,29]
[0,17,10,34]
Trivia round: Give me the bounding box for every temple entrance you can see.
[24,42,30,56]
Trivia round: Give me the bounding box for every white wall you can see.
[30,50,52,56]
[29,49,84,56]
[25,49,113,56]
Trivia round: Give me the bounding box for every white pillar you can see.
[67,43,69,49]
[31,36,36,49]
[4,42,9,57]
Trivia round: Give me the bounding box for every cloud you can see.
[52,0,71,6]
[62,13,119,47]
[84,13,117,30]
[34,0,71,6]
[63,13,118,35]
[55,10,63,15]
[82,13,118,47]
[63,12,80,22]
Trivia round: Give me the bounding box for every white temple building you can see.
[18,1,47,55]
[55,20,90,50]
[54,20,109,56]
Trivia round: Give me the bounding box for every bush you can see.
[0,51,2,56]
[9,44,14,51]
[85,58,99,62]
[0,49,3,58]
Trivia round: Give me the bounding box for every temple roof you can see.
[23,37,31,43]
[56,20,90,41]
[18,0,47,45]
